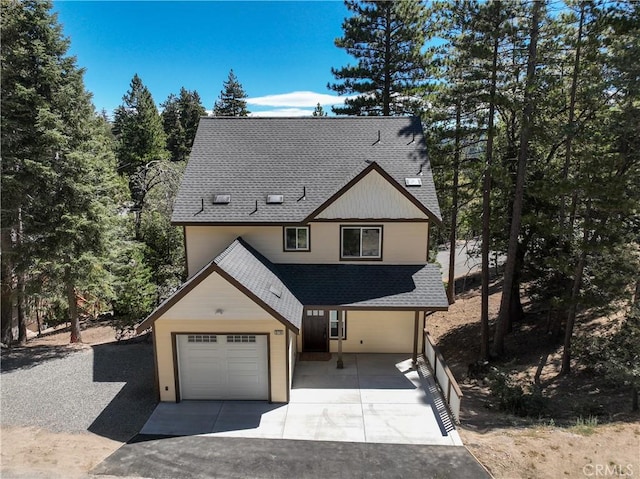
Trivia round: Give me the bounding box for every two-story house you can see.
[136,116,449,404]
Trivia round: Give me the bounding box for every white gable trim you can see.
[314,169,428,220]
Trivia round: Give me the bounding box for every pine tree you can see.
[113,74,169,239]
[161,94,186,162]
[113,74,168,177]
[1,0,124,343]
[329,0,431,116]
[213,70,250,117]
[424,0,486,304]
[493,1,542,357]
[162,87,205,162]
[312,103,327,117]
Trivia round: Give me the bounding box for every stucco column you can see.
[412,310,420,365]
[337,311,344,369]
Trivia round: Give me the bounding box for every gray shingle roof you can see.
[277,263,449,310]
[172,117,442,224]
[215,238,304,330]
[136,237,304,334]
[137,237,447,334]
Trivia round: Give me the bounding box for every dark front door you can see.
[303,310,328,352]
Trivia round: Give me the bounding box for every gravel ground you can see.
[1,341,157,442]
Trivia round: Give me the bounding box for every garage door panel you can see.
[177,334,268,400]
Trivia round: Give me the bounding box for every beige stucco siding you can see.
[162,272,270,321]
[294,310,423,354]
[185,222,429,276]
[330,311,421,353]
[288,331,297,389]
[316,170,428,220]
[155,318,288,402]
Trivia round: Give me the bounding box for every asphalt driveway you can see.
[140,354,460,446]
[92,435,490,479]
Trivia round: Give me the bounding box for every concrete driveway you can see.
[140,354,460,446]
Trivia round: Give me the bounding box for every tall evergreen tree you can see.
[1,0,124,343]
[493,1,542,357]
[113,74,168,177]
[329,0,431,116]
[162,87,205,162]
[213,70,250,116]
[425,0,485,304]
[113,74,168,238]
[312,103,328,116]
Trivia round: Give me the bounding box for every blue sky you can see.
[52,1,354,117]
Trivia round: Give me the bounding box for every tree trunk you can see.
[36,297,42,336]
[447,99,462,304]
[493,1,541,356]
[632,386,638,412]
[560,202,591,375]
[559,4,584,226]
[383,4,391,116]
[480,17,501,362]
[16,274,27,345]
[507,240,526,332]
[560,251,585,375]
[1,227,15,345]
[67,281,82,343]
[16,207,27,345]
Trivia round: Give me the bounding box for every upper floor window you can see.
[340,225,382,260]
[284,226,309,251]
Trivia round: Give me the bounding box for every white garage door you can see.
[177,334,268,400]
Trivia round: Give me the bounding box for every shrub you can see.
[489,370,547,417]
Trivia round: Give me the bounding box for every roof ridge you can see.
[214,237,241,264]
[198,116,419,120]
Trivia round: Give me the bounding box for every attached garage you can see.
[176,333,269,400]
[136,239,303,404]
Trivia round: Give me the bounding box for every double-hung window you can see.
[284,226,310,251]
[340,226,382,260]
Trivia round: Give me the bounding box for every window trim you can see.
[283,226,310,252]
[329,310,347,340]
[339,225,383,261]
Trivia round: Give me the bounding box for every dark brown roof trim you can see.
[301,305,449,312]
[173,221,311,227]
[312,218,428,223]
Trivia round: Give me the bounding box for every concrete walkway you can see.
[140,354,460,446]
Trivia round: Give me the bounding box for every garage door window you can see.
[227,335,257,343]
[188,334,217,343]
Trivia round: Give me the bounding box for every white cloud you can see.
[246,91,354,108]
[249,108,314,117]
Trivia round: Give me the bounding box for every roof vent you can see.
[266,194,284,204]
[213,194,231,204]
[269,284,282,298]
[405,178,422,187]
